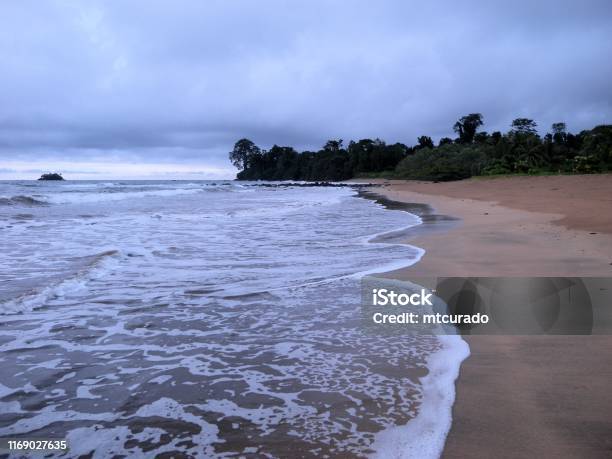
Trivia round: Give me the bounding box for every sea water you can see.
[0,180,468,458]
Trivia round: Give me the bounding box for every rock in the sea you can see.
[38,173,65,181]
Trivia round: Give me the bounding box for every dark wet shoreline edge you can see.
[357,189,460,242]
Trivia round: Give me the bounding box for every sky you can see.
[1,0,611,180]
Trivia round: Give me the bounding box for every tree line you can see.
[229,114,612,181]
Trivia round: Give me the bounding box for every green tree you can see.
[510,118,538,136]
[323,139,343,153]
[579,125,612,170]
[416,136,434,149]
[229,138,261,170]
[348,139,374,173]
[474,131,489,143]
[395,144,486,181]
[552,122,567,144]
[552,122,566,135]
[490,131,502,144]
[453,113,484,143]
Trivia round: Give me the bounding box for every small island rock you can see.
[38,173,65,181]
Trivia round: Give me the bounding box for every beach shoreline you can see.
[360,174,612,458]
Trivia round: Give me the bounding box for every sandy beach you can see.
[366,174,612,458]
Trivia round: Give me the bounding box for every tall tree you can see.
[453,113,484,143]
[416,136,434,149]
[229,138,261,170]
[510,118,538,135]
[552,122,567,144]
[323,139,344,153]
[552,122,567,135]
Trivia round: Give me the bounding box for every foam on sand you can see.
[371,335,470,459]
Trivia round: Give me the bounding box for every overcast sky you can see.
[1,0,611,179]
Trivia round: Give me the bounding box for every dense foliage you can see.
[230,115,612,181]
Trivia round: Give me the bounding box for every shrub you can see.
[395,144,486,181]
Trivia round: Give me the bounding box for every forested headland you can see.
[229,114,612,182]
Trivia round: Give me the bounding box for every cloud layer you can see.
[1,0,611,178]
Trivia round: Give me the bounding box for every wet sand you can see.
[363,175,612,458]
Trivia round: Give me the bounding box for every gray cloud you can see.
[0,0,611,177]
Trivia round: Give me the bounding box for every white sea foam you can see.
[362,208,470,459]
[44,187,203,204]
[0,250,120,315]
[371,335,470,459]
[0,180,460,457]
[361,201,470,459]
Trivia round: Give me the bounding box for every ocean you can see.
[0,180,467,458]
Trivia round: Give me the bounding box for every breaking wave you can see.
[0,195,49,206]
[0,250,120,315]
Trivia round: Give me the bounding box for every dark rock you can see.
[38,172,64,181]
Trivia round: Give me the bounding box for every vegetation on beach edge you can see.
[229,115,612,182]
